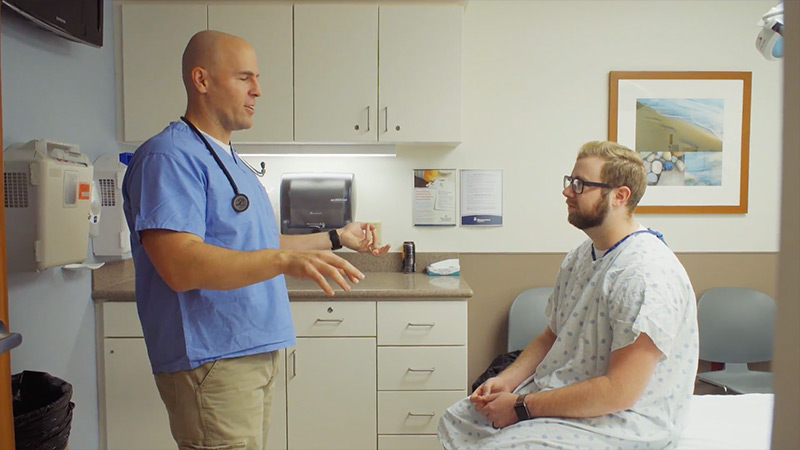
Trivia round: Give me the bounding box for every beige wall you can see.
[460,252,779,384]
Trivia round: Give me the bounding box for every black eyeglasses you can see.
[563,175,615,194]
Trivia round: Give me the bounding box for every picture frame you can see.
[608,71,751,214]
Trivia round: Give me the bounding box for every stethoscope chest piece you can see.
[181,116,251,213]
[232,194,250,213]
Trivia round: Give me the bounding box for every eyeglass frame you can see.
[563,175,615,194]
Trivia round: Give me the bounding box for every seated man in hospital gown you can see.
[439,141,699,449]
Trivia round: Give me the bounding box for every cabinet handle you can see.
[315,318,344,323]
[366,105,371,132]
[383,106,389,133]
[407,412,436,417]
[290,349,297,378]
[407,367,436,373]
[407,322,435,327]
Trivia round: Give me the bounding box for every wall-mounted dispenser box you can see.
[3,139,94,272]
[92,153,131,257]
[280,173,354,235]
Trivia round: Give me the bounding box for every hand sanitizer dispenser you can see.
[3,139,94,272]
[92,153,131,257]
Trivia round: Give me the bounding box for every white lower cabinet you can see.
[102,338,173,450]
[376,301,468,450]
[97,302,287,450]
[286,338,376,449]
[98,299,467,450]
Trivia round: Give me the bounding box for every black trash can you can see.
[11,370,75,450]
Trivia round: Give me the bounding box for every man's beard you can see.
[568,195,609,230]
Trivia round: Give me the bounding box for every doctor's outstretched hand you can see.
[338,222,391,256]
[281,250,364,296]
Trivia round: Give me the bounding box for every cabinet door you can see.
[287,338,376,450]
[209,4,294,143]
[104,338,287,450]
[294,4,378,142]
[103,338,173,450]
[379,4,462,143]
[120,4,207,142]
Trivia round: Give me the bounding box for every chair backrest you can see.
[507,287,553,352]
[697,287,776,363]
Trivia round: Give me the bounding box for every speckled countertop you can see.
[92,252,472,302]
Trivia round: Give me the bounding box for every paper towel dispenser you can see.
[280,173,354,235]
[3,139,94,271]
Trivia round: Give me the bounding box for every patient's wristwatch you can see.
[328,229,342,250]
[514,393,532,421]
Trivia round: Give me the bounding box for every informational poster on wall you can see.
[460,169,503,226]
[412,169,456,226]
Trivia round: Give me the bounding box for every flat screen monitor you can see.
[2,0,103,48]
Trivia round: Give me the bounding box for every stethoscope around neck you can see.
[181,116,265,213]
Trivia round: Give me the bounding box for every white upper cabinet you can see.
[119,3,293,143]
[379,4,463,144]
[294,3,463,144]
[294,4,379,143]
[120,4,206,142]
[209,4,294,143]
[118,2,462,145]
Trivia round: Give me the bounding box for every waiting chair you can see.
[507,287,553,352]
[696,287,776,394]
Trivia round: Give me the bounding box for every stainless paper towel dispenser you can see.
[280,173,354,235]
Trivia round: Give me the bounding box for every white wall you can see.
[244,0,783,253]
[1,1,782,449]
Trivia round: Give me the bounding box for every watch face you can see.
[514,396,530,421]
[514,404,525,420]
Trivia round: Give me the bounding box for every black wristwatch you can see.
[328,229,342,250]
[514,393,531,421]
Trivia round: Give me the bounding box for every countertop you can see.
[92,253,472,302]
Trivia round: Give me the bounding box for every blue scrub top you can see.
[122,121,295,374]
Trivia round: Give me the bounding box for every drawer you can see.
[377,301,466,345]
[378,346,466,391]
[378,435,442,450]
[291,301,376,337]
[378,391,465,435]
[103,302,143,338]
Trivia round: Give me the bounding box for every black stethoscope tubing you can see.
[181,116,250,213]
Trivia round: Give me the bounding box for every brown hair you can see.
[577,141,646,211]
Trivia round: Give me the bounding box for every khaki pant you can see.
[154,351,279,450]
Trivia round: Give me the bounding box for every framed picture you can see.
[609,71,751,214]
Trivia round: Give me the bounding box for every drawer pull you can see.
[407,367,436,373]
[407,412,436,417]
[315,318,344,323]
[406,322,436,327]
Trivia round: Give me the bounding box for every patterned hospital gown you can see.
[439,230,699,450]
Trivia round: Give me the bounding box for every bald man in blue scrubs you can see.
[122,30,389,450]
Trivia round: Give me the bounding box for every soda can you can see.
[402,241,416,273]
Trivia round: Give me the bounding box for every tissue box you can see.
[426,258,460,276]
